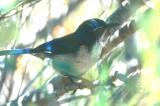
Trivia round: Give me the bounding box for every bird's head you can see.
[76,18,106,34]
[74,18,107,49]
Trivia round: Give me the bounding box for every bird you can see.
[0,18,115,78]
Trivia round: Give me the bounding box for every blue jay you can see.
[0,19,114,78]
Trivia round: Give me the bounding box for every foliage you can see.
[0,0,160,106]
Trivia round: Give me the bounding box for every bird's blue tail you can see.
[0,48,36,56]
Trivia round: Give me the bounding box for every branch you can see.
[0,0,41,21]
[3,75,97,106]
[106,0,145,24]
[100,8,152,60]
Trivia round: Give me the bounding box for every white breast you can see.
[51,42,103,78]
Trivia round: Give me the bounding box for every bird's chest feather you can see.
[51,42,102,77]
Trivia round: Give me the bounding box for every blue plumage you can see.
[0,48,33,56]
[0,18,108,78]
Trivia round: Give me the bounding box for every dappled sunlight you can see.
[0,0,160,106]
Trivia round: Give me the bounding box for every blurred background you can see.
[0,0,160,106]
